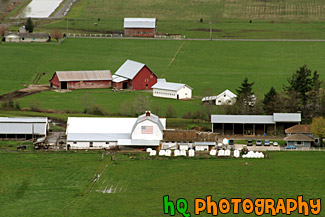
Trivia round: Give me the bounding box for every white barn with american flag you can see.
[66,111,166,150]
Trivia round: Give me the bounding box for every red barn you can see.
[112,60,157,90]
[124,18,156,37]
[49,70,112,90]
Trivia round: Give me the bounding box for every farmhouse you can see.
[49,70,112,89]
[152,79,192,100]
[66,111,166,150]
[112,60,157,90]
[4,32,50,42]
[202,89,237,105]
[0,117,49,140]
[124,18,156,37]
[284,124,319,147]
[211,113,301,135]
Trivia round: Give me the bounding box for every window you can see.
[218,100,221,103]
[73,142,77,144]
[106,142,109,144]
[224,94,226,97]
[315,139,319,143]
[90,142,93,147]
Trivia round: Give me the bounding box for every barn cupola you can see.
[145,111,151,117]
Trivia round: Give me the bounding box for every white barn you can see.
[66,111,166,150]
[0,117,49,140]
[152,79,192,100]
[202,89,237,105]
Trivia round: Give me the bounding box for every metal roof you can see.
[67,133,130,142]
[202,89,237,102]
[19,33,49,38]
[131,112,165,133]
[0,117,48,123]
[0,123,47,135]
[151,79,192,91]
[117,139,160,146]
[211,115,274,124]
[114,60,146,80]
[194,142,216,146]
[112,74,128,83]
[55,70,112,82]
[124,18,156,28]
[273,113,301,122]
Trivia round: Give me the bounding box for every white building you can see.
[202,89,237,105]
[66,111,166,150]
[0,117,48,140]
[151,79,192,100]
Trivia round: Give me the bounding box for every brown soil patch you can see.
[0,85,50,101]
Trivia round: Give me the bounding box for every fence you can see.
[66,33,186,39]
[281,147,325,151]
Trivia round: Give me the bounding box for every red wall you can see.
[124,28,155,37]
[132,66,157,90]
[67,80,111,89]
[49,73,60,88]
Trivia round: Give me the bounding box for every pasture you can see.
[0,38,324,116]
[32,0,325,39]
[0,151,324,216]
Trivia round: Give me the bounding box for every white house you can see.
[202,89,237,105]
[66,111,166,150]
[151,79,192,100]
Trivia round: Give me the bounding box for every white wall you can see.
[67,141,117,150]
[216,94,236,105]
[153,86,192,100]
[177,86,192,99]
[131,119,163,140]
[153,89,177,99]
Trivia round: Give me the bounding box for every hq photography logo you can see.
[163,195,321,216]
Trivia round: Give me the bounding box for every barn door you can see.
[61,82,67,89]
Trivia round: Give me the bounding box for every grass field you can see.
[24,0,325,39]
[1,38,324,117]
[0,151,324,216]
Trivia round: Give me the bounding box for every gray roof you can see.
[131,112,164,133]
[118,139,160,146]
[67,133,130,142]
[0,122,47,135]
[112,74,128,83]
[114,60,146,79]
[0,117,48,123]
[211,115,274,124]
[194,142,216,146]
[211,113,301,124]
[124,18,156,28]
[55,70,112,82]
[284,134,314,142]
[273,113,301,122]
[151,79,192,91]
[20,33,49,38]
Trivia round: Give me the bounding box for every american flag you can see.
[141,126,153,134]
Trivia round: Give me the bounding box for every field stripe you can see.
[168,41,185,68]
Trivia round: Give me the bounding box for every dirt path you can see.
[0,84,50,101]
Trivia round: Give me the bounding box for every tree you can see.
[0,24,7,37]
[263,87,277,114]
[311,117,325,147]
[25,17,34,33]
[51,29,63,42]
[166,104,177,118]
[235,77,255,114]
[307,70,323,118]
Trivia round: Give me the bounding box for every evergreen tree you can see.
[235,77,255,114]
[25,17,34,33]
[263,87,277,114]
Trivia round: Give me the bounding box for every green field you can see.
[25,0,325,39]
[1,38,324,117]
[0,151,324,216]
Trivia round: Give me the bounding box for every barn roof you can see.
[19,33,49,38]
[285,124,311,134]
[114,59,153,80]
[124,18,156,28]
[112,74,128,83]
[54,70,112,82]
[217,89,237,99]
[151,79,192,91]
[211,113,301,124]
[131,112,165,133]
[284,134,314,142]
[0,117,48,135]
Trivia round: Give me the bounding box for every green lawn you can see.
[0,151,324,216]
[23,0,324,39]
[0,38,324,116]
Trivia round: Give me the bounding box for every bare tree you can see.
[0,24,7,37]
[51,29,63,42]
